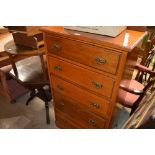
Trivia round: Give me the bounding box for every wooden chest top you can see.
[41,26,147,52]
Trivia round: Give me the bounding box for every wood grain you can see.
[54,94,106,129]
[46,35,121,75]
[48,56,114,98]
[51,75,110,119]
[41,26,147,128]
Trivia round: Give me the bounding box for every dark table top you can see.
[4,40,45,55]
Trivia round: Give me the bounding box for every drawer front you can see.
[54,93,106,129]
[49,56,114,98]
[51,76,110,118]
[46,35,121,75]
[55,109,80,129]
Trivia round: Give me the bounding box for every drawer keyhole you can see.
[88,119,96,126]
[54,65,62,71]
[52,44,61,52]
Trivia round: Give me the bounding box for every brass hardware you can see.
[95,56,106,65]
[57,85,64,91]
[90,102,100,109]
[92,81,103,89]
[88,119,96,126]
[54,65,62,71]
[52,44,61,52]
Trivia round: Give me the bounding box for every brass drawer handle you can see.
[57,85,64,91]
[90,102,100,109]
[95,56,106,65]
[92,81,103,89]
[54,65,62,71]
[88,119,96,126]
[52,44,61,52]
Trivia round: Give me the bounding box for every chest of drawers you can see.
[41,26,147,128]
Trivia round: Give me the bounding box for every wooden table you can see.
[0,33,13,52]
[4,40,44,55]
[0,32,45,67]
[42,27,147,128]
[0,33,13,67]
[0,33,45,103]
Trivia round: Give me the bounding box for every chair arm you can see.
[119,83,144,95]
[135,64,155,77]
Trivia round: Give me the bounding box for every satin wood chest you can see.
[42,26,147,128]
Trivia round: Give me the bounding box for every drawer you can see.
[48,56,114,98]
[55,109,80,129]
[46,35,121,75]
[51,76,110,118]
[54,94,106,129]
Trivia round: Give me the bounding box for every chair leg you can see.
[130,104,138,116]
[26,89,36,105]
[37,87,50,124]
[45,101,50,124]
[130,107,135,116]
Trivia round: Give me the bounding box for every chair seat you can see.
[10,56,48,86]
[118,79,144,107]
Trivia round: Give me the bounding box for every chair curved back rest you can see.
[135,34,155,84]
[142,36,155,65]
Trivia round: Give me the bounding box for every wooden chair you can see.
[118,34,155,116]
[118,65,155,115]
[135,34,155,84]
[135,48,155,84]
[7,50,52,124]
